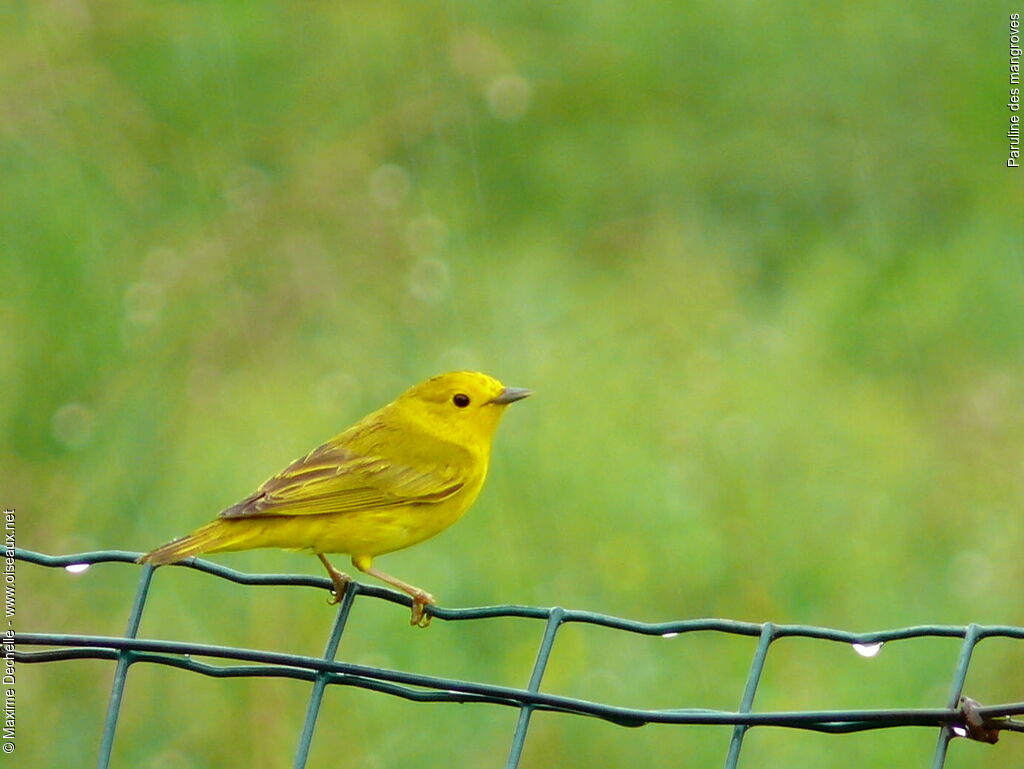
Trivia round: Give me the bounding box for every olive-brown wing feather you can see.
[219,441,465,519]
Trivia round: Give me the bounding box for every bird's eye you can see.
[452,393,470,408]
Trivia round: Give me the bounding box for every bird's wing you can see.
[219,439,466,519]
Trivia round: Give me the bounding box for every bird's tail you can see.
[138,519,246,565]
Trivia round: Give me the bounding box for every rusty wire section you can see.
[9,547,1024,768]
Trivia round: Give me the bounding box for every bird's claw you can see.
[325,575,352,606]
[409,593,437,628]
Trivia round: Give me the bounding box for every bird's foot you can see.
[409,591,437,628]
[327,575,352,605]
[319,553,353,605]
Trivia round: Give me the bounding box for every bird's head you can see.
[396,371,532,447]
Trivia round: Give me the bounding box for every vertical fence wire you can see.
[725,622,776,769]
[292,585,360,765]
[931,624,982,769]
[96,564,154,769]
[293,583,358,769]
[506,607,566,769]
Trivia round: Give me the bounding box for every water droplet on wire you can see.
[65,563,90,574]
[852,642,882,658]
[661,632,680,639]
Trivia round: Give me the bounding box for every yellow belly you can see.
[207,487,479,558]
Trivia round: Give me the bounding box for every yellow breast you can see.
[210,472,486,558]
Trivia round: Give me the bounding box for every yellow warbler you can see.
[140,371,531,626]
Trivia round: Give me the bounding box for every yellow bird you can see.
[140,371,531,626]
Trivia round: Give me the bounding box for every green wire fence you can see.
[10,546,1024,768]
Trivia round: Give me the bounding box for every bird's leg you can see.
[351,554,437,628]
[317,553,353,605]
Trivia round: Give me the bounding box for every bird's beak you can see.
[491,386,533,405]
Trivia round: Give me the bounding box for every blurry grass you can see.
[5,0,1023,766]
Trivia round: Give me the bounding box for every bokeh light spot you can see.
[407,258,450,303]
[123,282,164,327]
[51,403,95,449]
[487,75,532,121]
[369,164,412,208]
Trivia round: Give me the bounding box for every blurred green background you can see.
[6,0,1023,766]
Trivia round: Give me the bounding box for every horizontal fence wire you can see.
[9,546,1024,768]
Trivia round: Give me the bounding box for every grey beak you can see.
[492,386,533,405]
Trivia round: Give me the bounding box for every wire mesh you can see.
[10,546,1024,768]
